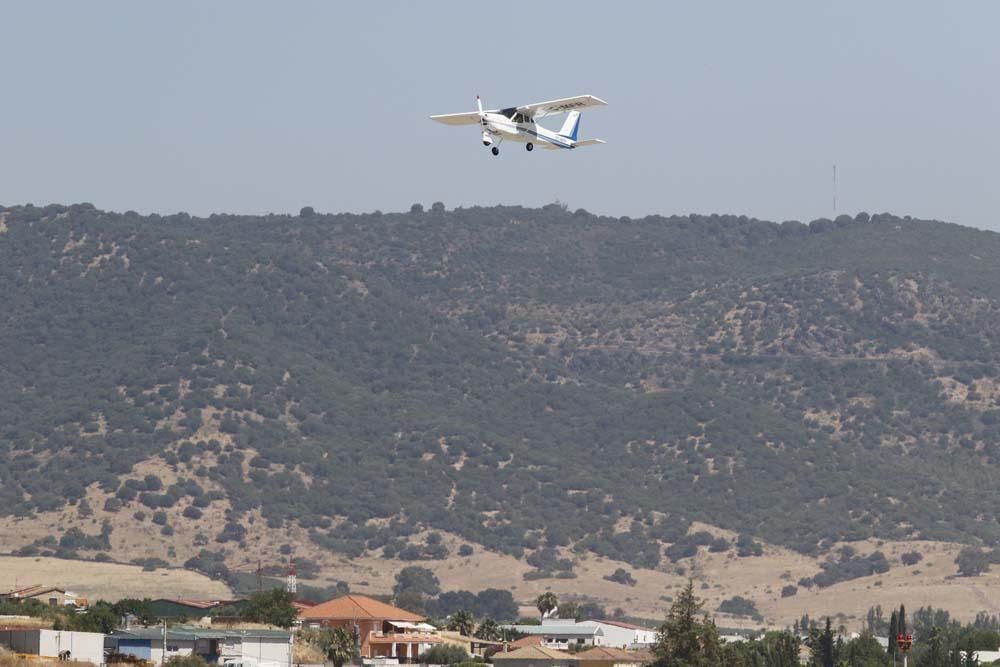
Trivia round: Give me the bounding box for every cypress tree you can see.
[888,610,899,661]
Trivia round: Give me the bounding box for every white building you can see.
[0,629,105,665]
[578,621,657,648]
[108,627,292,666]
[505,620,605,649]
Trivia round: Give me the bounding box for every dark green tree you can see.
[806,618,838,667]
[475,618,501,641]
[393,566,440,598]
[888,610,899,662]
[652,581,722,667]
[419,644,470,665]
[447,610,475,636]
[319,627,358,667]
[535,592,558,618]
[955,548,990,577]
[241,589,297,628]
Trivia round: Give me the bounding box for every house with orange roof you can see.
[0,586,85,608]
[492,645,578,667]
[299,594,441,663]
[574,646,652,667]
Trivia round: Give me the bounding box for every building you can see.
[107,627,292,666]
[505,621,604,650]
[145,599,248,620]
[0,628,105,665]
[299,594,441,663]
[492,645,579,667]
[574,646,652,667]
[0,586,86,608]
[577,621,656,648]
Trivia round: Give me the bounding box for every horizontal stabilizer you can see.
[573,139,606,147]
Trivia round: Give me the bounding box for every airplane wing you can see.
[517,95,608,119]
[429,111,484,125]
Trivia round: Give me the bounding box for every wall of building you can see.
[579,625,632,649]
[237,637,291,667]
[1,630,105,665]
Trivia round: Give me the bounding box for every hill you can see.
[0,555,232,601]
[3,202,1000,602]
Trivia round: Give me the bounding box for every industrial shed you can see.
[107,627,292,666]
[0,629,105,665]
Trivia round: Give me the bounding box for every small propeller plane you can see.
[430,95,607,156]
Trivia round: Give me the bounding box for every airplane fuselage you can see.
[481,112,576,150]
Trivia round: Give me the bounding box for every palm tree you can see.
[321,627,358,667]
[536,592,558,619]
[475,618,501,642]
[447,610,476,637]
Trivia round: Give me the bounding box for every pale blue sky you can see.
[1,2,998,228]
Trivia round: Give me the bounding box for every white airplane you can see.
[430,95,607,156]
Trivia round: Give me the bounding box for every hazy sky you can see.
[2,2,998,229]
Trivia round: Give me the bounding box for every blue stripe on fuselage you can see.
[518,126,574,149]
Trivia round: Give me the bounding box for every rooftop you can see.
[493,646,577,662]
[110,627,292,641]
[574,647,650,663]
[300,594,424,623]
[150,599,245,610]
[588,620,655,631]
[508,625,603,637]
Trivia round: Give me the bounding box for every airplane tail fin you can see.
[558,111,581,141]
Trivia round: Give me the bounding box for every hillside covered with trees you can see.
[3,202,1000,573]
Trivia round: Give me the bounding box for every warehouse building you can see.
[0,628,105,665]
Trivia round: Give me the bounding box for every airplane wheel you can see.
[526,143,534,152]
[491,147,499,156]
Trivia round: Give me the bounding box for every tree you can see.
[475,618,501,641]
[888,610,899,662]
[393,566,440,598]
[241,589,297,628]
[447,610,475,636]
[652,581,722,667]
[69,600,118,633]
[319,627,358,667]
[419,644,470,665]
[536,592,558,618]
[113,598,154,625]
[842,631,887,667]
[956,548,990,577]
[806,618,838,667]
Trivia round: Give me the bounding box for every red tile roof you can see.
[509,635,545,649]
[300,594,424,622]
[575,647,647,662]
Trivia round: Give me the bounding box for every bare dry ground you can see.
[0,556,232,601]
[4,492,1000,631]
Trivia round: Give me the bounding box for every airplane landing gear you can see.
[491,146,499,156]
[526,143,533,152]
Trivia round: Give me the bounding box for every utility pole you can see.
[256,559,263,593]
[161,619,167,667]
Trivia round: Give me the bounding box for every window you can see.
[167,646,179,652]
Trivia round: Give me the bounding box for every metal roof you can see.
[110,627,292,641]
[507,625,603,636]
